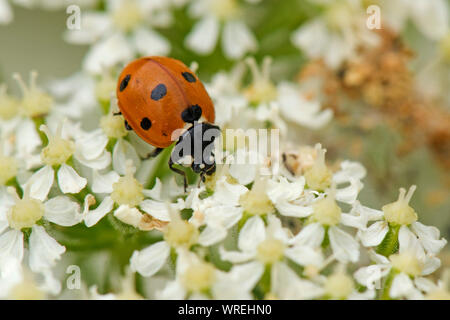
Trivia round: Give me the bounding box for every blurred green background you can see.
[0,6,87,89]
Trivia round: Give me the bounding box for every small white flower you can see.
[320,264,375,300]
[277,82,333,130]
[290,191,361,263]
[13,71,53,118]
[341,201,384,237]
[185,0,257,59]
[270,261,324,299]
[0,258,57,299]
[26,122,88,195]
[266,176,314,218]
[353,249,391,290]
[0,184,82,294]
[157,248,263,299]
[0,75,52,170]
[291,0,379,69]
[64,0,172,73]
[101,159,185,229]
[186,187,243,246]
[357,186,447,255]
[415,269,450,299]
[0,258,24,298]
[82,194,114,227]
[205,65,248,127]
[130,208,199,278]
[220,214,324,274]
[83,33,135,74]
[47,73,98,119]
[308,145,365,205]
[74,128,112,171]
[355,226,443,299]
[130,240,172,278]
[244,58,332,131]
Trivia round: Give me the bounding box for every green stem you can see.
[101,102,109,115]
[376,224,400,257]
[252,264,272,299]
[381,269,397,300]
[7,176,23,198]
[144,147,172,189]
[32,116,48,146]
[321,226,330,249]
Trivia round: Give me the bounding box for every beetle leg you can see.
[113,111,122,116]
[124,120,132,131]
[205,162,216,175]
[198,172,205,188]
[145,147,164,159]
[169,158,188,192]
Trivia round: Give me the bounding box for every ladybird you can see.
[116,56,220,190]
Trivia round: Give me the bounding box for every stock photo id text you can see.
[0,0,449,312]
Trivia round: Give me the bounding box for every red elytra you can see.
[116,56,220,191]
[116,56,215,148]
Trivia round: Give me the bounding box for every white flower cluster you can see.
[0,0,448,300]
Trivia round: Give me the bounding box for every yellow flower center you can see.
[95,73,117,103]
[383,186,418,226]
[426,289,450,300]
[114,290,144,300]
[210,0,239,21]
[440,33,450,63]
[390,252,423,277]
[112,0,143,32]
[181,261,216,293]
[243,57,278,104]
[257,238,285,264]
[100,113,127,139]
[304,265,320,279]
[304,144,332,191]
[0,85,19,120]
[14,71,52,118]
[325,272,354,299]
[362,0,380,6]
[40,124,75,166]
[324,1,353,31]
[312,195,342,226]
[239,177,274,216]
[264,292,278,300]
[111,165,144,207]
[164,219,199,248]
[7,197,44,230]
[0,156,18,185]
[9,277,45,300]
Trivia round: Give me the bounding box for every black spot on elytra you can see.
[140,117,152,130]
[181,72,196,83]
[181,104,202,123]
[151,84,167,101]
[120,74,131,92]
[124,120,132,131]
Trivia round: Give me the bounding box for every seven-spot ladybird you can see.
[116,56,220,190]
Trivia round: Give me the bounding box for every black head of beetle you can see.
[170,122,221,189]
